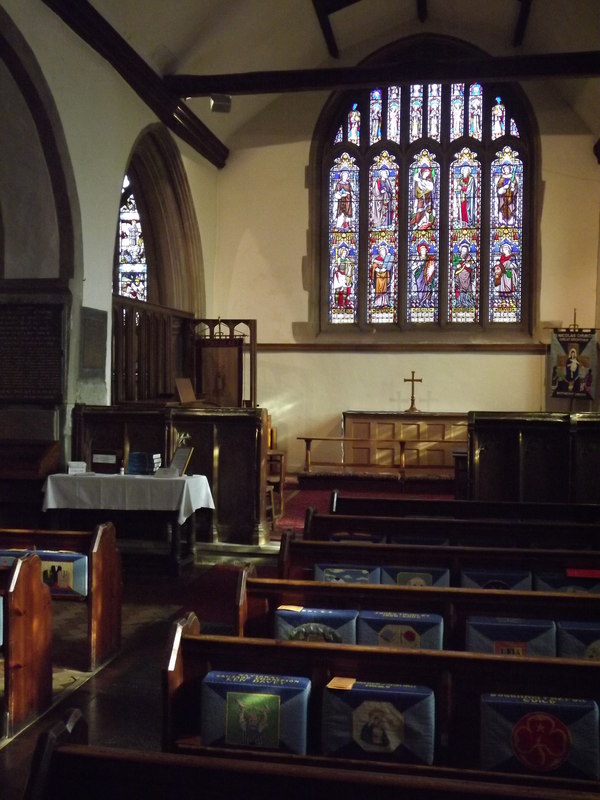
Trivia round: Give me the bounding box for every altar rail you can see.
[297,437,405,477]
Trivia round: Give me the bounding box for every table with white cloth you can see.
[43,473,215,573]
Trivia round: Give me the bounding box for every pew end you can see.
[24,708,88,800]
[1,553,53,739]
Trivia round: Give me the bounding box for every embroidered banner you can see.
[550,328,597,400]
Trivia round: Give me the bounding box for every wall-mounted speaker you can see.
[210,94,232,113]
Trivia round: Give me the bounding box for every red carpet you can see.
[274,489,331,536]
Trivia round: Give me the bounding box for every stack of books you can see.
[127,452,162,475]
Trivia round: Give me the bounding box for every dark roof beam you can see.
[165,50,600,97]
[312,0,340,58]
[41,0,229,168]
[513,0,533,47]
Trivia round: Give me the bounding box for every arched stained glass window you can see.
[319,38,534,337]
[117,175,147,301]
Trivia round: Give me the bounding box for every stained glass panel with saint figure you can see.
[368,152,398,323]
[370,89,383,145]
[448,148,482,323]
[329,153,360,323]
[387,86,401,143]
[407,150,440,323]
[118,176,147,301]
[489,146,523,323]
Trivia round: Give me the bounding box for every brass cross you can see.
[404,370,422,413]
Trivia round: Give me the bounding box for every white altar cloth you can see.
[43,473,215,525]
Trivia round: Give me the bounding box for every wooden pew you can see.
[163,614,600,796]
[26,707,599,800]
[1,553,52,739]
[329,489,600,523]
[304,507,600,549]
[0,522,122,671]
[279,530,600,586]
[241,574,600,652]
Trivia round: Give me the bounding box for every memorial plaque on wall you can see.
[0,304,64,403]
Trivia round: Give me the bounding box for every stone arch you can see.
[123,125,205,315]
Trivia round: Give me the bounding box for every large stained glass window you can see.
[322,61,531,335]
[117,175,147,302]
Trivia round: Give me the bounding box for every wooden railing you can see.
[297,436,406,476]
[111,296,194,403]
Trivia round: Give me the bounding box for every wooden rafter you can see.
[165,50,600,97]
[312,0,429,57]
[514,0,533,46]
[41,0,229,168]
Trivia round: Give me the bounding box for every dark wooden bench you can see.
[24,711,598,800]
[1,553,52,739]
[163,613,600,795]
[329,490,600,522]
[305,507,600,549]
[0,522,122,670]
[279,530,600,587]
[241,573,600,653]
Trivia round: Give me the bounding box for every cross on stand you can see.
[404,370,422,413]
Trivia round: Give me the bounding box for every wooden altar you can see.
[342,410,468,483]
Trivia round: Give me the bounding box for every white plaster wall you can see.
[179,146,220,316]
[539,135,600,327]
[257,352,545,472]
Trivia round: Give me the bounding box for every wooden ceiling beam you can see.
[42,0,229,168]
[165,50,600,97]
[513,0,533,47]
[312,0,340,58]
